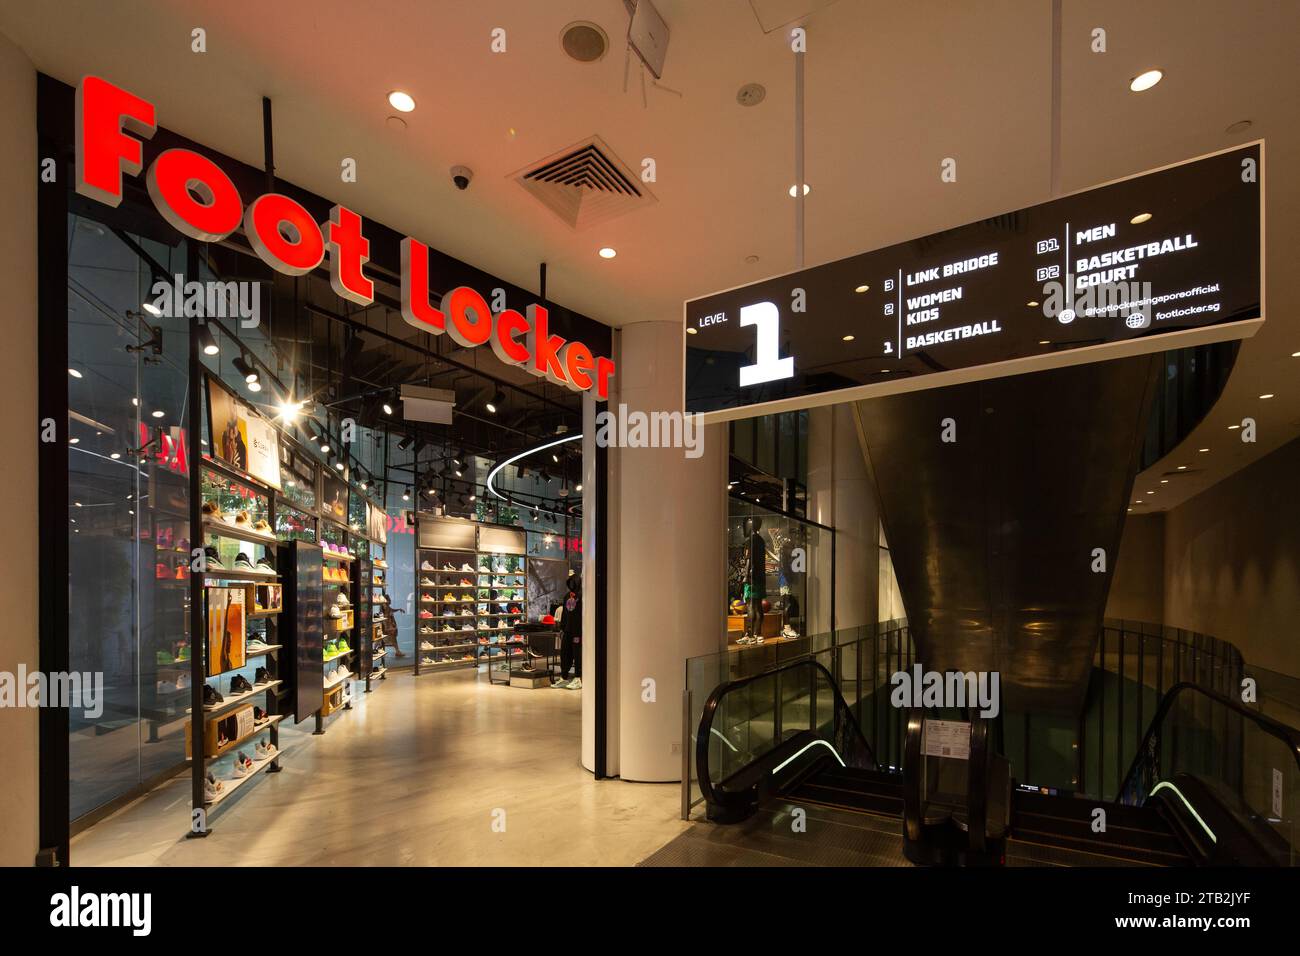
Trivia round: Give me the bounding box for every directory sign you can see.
[684,143,1263,421]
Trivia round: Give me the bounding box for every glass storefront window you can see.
[726,498,833,650]
[276,504,316,542]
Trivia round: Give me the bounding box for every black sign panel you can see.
[684,144,1262,420]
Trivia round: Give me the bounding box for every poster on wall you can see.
[244,415,282,489]
[321,473,348,522]
[366,502,388,544]
[206,377,281,488]
[205,585,247,676]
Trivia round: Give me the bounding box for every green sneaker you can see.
[155,650,174,665]
[324,640,337,658]
[337,637,350,653]
[176,646,191,662]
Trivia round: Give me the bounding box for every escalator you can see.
[696,660,1298,866]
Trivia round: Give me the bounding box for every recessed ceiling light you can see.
[788,184,811,197]
[388,90,415,112]
[1228,424,1240,430]
[1146,490,1155,495]
[686,327,697,335]
[1129,69,1163,92]
[744,255,760,265]
[110,452,121,460]
[1198,448,1209,453]
[141,301,163,317]
[69,437,79,445]
[151,410,164,419]
[335,462,344,471]
[1177,465,1187,470]
[1130,212,1152,224]
[1259,393,1274,399]
[855,284,869,293]
[1027,301,1039,307]
[1225,119,1253,135]
[1038,340,1050,345]
[598,247,616,259]
[842,334,855,342]
[1160,479,1169,484]
[1291,351,1300,358]
[68,367,82,378]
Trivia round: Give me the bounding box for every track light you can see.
[485,389,505,414]
[196,322,219,356]
[402,487,411,501]
[397,435,414,451]
[232,354,257,384]
[382,400,393,416]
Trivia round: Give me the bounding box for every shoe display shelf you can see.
[415,546,489,676]
[190,455,287,830]
[473,549,528,684]
[361,540,389,692]
[316,519,358,732]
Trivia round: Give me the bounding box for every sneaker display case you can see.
[362,541,390,691]
[413,516,531,678]
[193,457,287,816]
[317,519,356,731]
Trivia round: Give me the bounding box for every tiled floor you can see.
[71,668,690,866]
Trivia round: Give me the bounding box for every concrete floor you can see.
[71,668,691,866]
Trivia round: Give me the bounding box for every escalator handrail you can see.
[695,658,877,811]
[1117,681,1300,804]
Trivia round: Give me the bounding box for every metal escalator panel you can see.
[857,356,1161,716]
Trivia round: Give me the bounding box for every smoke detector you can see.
[561,21,608,63]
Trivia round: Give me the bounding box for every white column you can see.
[607,321,725,782]
[0,30,38,866]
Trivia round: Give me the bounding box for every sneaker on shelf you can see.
[336,591,351,607]
[328,605,343,620]
[442,562,457,572]
[233,752,254,778]
[421,656,436,666]
[419,576,436,587]
[252,518,272,534]
[419,625,434,635]
[441,624,455,632]
[324,641,337,658]
[420,640,434,651]
[253,706,270,727]
[461,623,474,631]
[461,562,476,573]
[233,553,255,572]
[336,665,351,680]
[420,594,434,603]
[440,609,454,618]
[255,556,276,573]
[216,730,230,749]
[201,500,219,518]
[203,545,225,571]
[204,770,223,798]
[459,593,474,603]
[444,593,458,603]
[418,609,434,619]
[781,625,799,639]
[230,674,253,695]
[421,559,437,571]
[233,511,251,528]
[254,666,271,684]
[202,683,223,708]
[255,740,277,760]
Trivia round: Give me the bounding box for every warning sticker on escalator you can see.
[922,719,971,760]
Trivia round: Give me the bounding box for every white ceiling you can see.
[3,0,1297,502]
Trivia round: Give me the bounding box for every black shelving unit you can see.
[317,520,356,732]
[363,543,390,691]
[189,458,286,830]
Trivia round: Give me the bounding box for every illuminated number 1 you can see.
[738,301,794,387]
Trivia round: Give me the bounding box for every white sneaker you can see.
[421,560,436,571]
[460,562,475,573]
[255,740,277,759]
[567,678,582,690]
[420,640,434,651]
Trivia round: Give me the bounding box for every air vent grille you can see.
[514,137,656,230]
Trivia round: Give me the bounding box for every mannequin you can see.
[742,516,767,640]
